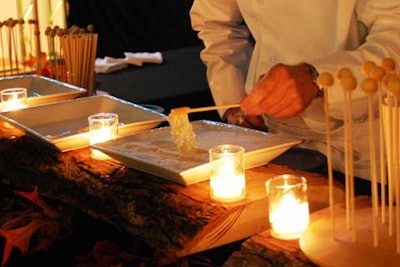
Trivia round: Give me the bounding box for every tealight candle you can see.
[88,112,119,159]
[209,144,246,202]
[0,88,28,112]
[266,174,309,240]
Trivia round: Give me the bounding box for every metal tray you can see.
[92,120,302,185]
[0,95,167,151]
[0,74,87,110]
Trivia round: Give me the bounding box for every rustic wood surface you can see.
[223,196,391,267]
[223,229,316,267]
[0,122,345,264]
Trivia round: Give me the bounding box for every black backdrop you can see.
[67,0,202,58]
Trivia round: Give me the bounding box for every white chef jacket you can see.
[190,0,400,180]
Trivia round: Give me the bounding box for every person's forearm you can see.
[190,0,252,116]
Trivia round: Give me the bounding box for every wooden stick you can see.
[394,95,399,253]
[381,60,400,251]
[88,34,98,95]
[361,77,379,247]
[56,28,64,81]
[0,22,6,76]
[325,90,335,238]
[29,20,34,73]
[346,89,356,242]
[11,19,19,75]
[378,83,387,223]
[7,20,13,76]
[387,93,394,236]
[81,34,89,89]
[369,93,379,247]
[16,19,25,74]
[317,72,335,238]
[338,69,357,241]
[32,0,41,73]
[187,104,241,114]
[376,67,395,236]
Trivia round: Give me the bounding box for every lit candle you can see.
[266,174,309,240]
[0,88,28,112]
[209,144,246,202]
[88,112,119,159]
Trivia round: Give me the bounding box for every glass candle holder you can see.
[88,112,119,159]
[209,144,246,202]
[266,174,309,240]
[0,88,28,111]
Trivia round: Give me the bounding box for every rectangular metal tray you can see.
[0,95,168,151]
[0,74,87,110]
[92,120,301,185]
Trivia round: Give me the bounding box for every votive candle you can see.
[88,112,119,159]
[0,88,28,111]
[209,144,246,202]
[266,174,309,240]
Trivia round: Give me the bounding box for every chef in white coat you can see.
[190,0,400,181]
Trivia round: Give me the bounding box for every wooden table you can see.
[0,122,345,264]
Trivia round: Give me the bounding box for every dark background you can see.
[67,0,202,58]
[66,0,220,122]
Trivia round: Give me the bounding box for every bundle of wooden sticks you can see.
[0,19,98,95]
[318,58,400,250]
[0,18,40,76]
[58,25,98,95]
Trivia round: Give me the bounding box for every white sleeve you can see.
[305,0,400,124]
[190,0,253,117]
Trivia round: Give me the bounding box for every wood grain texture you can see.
[0,122,345,264]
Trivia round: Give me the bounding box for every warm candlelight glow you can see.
[266,174,309,240]
[209,144,246,202]
[88,112,119,159]
[0,88,28,112]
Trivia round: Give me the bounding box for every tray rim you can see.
[0,74,88,111]
[0,95,168,151]
[92,120,302,185]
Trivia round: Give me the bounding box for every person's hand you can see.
[224,107,268,132]
[240,63,319,119]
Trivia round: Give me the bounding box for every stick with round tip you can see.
[370,66,387,82]
[362,61,377,77]
[382,73,396,236]
[385,74,400,252]
[0,22,5,77]
[361,76,379,247]
[317,72,336,238]
[380,58,397,225]
[382,57,396,74]
[373,65,393,226]
[17,19,25,74]
[56,28,65,81]
[364,61,389,223]
[50,28,58,80]
[337,69,352,227]
[28,20,35,73]
[10,19,20,75]
[337,67,353,80]
[338,70,357,242]
[6,19,14,76]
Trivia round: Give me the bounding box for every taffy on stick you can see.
[361,77,379,247]
[384,69,400,252]
[317,71,336,238]
[382,57,396,73]
[338,69,356,241]
[370,66,386,82]
[362,61,377,77]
